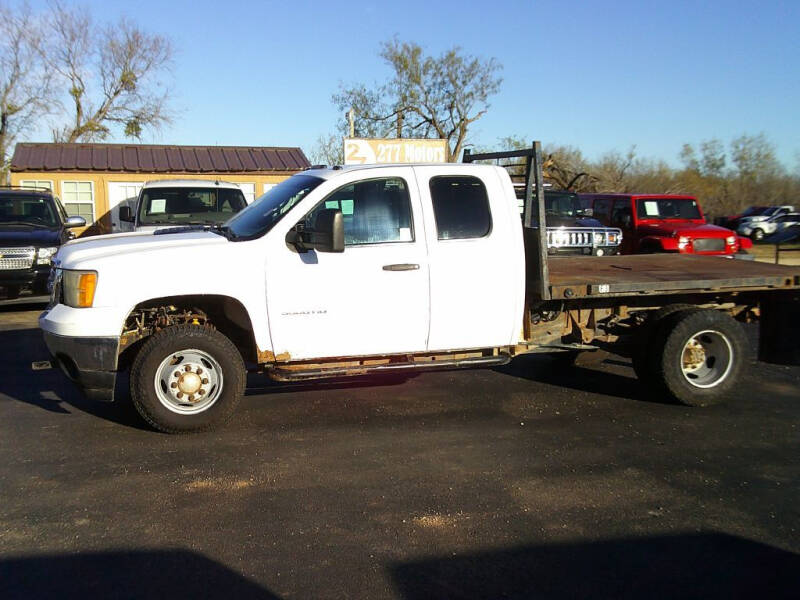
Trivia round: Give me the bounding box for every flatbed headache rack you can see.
[464,142,800,303]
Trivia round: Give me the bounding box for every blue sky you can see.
[26,0,800,168]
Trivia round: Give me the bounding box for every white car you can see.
[736,205,795,232]
[738,212,800,241]
[117,179,248,233]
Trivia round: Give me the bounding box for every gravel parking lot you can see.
[1,301,798,599]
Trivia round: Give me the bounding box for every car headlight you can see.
[36,247,59,265]
[62,270,98,308]
[678,236,691,250]
[593,233,604,245]
[726,236,736,245]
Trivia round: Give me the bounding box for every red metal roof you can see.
[10,143,310,173]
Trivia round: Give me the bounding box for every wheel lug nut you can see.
[174,371,180,378]
[201,378,208,384]
[188,394,195,402]
[184,365,192,372]
[196,368,203,375]
[198,389,205,395]
[176,392,184,399]
[170,382,177,388]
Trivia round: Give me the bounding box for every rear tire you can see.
[130,325,245,433]
[631,304,697,381]
[648,309,747,406]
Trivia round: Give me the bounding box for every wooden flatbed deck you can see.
[545,254,800,299]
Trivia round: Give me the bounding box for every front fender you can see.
[639,236,679,252]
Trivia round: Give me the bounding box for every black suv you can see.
[0,186,85,299]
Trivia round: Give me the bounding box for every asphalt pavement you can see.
[1,302,798,599]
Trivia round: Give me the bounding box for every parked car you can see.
[738,212,800,241]
[118,180,248,233]
[0,186,85,299]
[720,205,769,229]
[509,187,622,256]
[581,193,752,257]
[736,205,795,230]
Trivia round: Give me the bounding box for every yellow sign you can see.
[344,138,447,165]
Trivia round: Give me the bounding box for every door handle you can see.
[382,263,420,271]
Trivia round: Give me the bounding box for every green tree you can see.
[334,40,502,162]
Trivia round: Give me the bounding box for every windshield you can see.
[0,195,59,227]
[545,192,581,218]
[137,187,248,226]
[742,206,767,217]
[225,175,324,240]
[636,198,702,220]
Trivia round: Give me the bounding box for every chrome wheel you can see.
[154,348,224,414]
[680,330,733,389]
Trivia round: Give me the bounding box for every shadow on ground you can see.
[495,352,667,404]
[0,549,280,599]
[0,326,148,430]
[390,532,800,600]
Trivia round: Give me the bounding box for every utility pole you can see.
[346,109,355,138]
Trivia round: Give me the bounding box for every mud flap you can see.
[759,292,800,366]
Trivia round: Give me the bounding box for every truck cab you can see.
[583,193,751,256]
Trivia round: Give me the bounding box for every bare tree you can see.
[334,40,502,162]
[309,133,344,166]
[0,2,54,182]
[49,2,173,142]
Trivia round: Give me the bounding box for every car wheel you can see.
[751,228,764,242]
[648,309,747,406]
[130,324,245,433]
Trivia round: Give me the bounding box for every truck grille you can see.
[0,247,35,270]
[546,228,623,248]
[693,238,725,252]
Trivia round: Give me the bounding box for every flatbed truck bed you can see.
[545,254,800,299]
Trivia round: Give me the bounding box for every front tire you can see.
[751,228,764,242]
[648,309,747,406]
[130,325,245,433]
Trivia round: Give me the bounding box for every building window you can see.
[263,183,276,195]
[62,181,95,221]
[429,176,492,240]
[19,179,53,191]
[233,182,256,203]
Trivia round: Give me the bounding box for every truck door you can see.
[107,182,142,233]
[264,169,430,360]
[415,166,525,351]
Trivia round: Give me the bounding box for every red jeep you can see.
[580,194,752,256]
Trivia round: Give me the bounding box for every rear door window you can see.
[429,176,491,240]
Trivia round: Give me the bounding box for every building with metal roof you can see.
[9,143,310,235]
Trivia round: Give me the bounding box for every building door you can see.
[108,182,143,232]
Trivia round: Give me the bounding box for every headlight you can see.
[678,236,691,250]
[62,270,98,308]
[36,247,58,265]
[593,233,604,245]
[726,236,736,245]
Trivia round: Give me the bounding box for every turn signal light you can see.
[63,270,98,308]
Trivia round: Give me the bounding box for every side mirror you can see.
[119,206,134,222]
[286,209,344,253]
[65,216,86,228]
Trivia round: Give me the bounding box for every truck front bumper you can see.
[42,331,119,402]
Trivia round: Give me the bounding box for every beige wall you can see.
[10,171,296,235]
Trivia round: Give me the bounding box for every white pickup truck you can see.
[40,161,800,432]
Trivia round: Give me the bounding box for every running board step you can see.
[268,354,511,382]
